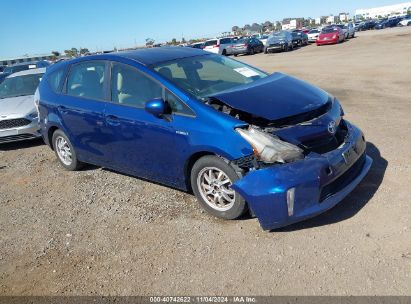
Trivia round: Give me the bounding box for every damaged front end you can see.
[206,96,372,230]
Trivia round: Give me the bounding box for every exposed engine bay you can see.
[205,97,349,173]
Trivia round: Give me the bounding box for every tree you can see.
[171,38,178,45]
[181,37,186,44]
[64,47,78,57]
[232,25,239,33]
[79,48,89,55]
[243,24,251,30]
[275,21,282,31]
[263,21,273,28]
[145,38,155,46]
[51,51,60,57]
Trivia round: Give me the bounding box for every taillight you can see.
[214,44,220,48]
[245,44,249,47]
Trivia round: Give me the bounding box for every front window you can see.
[111,62,162,108]
[152,54,267,100]
[0,73,43,99]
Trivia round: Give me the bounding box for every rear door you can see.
[58,60,110,164]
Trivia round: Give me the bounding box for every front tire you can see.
[52,129,83,171]
[191,156,247,220]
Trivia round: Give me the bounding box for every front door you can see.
[104,62,180,186]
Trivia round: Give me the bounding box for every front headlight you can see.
[236,127,304,164]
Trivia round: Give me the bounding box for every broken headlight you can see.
[236,127,304,164]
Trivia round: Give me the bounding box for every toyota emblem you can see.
[327,121,336,134]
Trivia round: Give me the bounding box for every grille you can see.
[300,120,348,154]
[319,153,366,202]
[0,134,38,144]
[0,118,31,130]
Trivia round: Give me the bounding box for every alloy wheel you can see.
[55,136,72,166]
[197,167,235,211]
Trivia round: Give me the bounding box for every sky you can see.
[0,0,404,58]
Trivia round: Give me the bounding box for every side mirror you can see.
[145,98,166,117]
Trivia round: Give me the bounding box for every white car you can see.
[307,29,320,43]
[0,68,45,143]
[203,37,233,55]
[399,18,411,26]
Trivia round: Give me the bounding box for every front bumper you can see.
[231,122,372,230]
[0,119,41,144]
[266,44,287,52]
[316,38,338,45]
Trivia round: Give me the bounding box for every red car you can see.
[316,27,345,45]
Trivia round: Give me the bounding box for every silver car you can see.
[0,68,45,143]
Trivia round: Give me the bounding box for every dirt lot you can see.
[0,27,410,296]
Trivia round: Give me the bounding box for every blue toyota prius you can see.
[36,48,372,230]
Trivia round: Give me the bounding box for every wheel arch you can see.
[47,125,59,150]
[184,151,216,192]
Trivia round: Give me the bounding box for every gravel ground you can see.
[0,27,410,296]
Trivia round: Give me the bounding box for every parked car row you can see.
[188,22,359,56]
[355,15,411,31]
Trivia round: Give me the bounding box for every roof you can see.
[8,60,44,67]
[93,47,209,66]
[7,68,46,78]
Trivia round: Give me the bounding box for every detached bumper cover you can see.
[231,122,372,230]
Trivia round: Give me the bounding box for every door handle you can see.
[106,115,121,126]
[58,106,68,115]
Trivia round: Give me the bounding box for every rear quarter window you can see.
[47,68,65,93]
[204,40,217,46]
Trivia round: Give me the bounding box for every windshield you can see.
[270,32,287,39]
[321,28,337,34]
[152,54,267,100]
[0,73,43,99]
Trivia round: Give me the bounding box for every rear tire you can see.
[191,156,247,220]
[264,47,268,54]
[52,129,83,171]
[250,48,255,55]
[222,49,227,56]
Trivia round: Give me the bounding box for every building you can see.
[315,16,327,25]
[339,13,350,22]
[326,15,339,24]
[0,54,54,66]
[355,2,411,19]
[282,18,303,30]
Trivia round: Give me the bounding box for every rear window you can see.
[220,38,231,44]
[204,40,217,47]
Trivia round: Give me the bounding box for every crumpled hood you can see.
[0,95,35,118]
[210,73,329,121]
